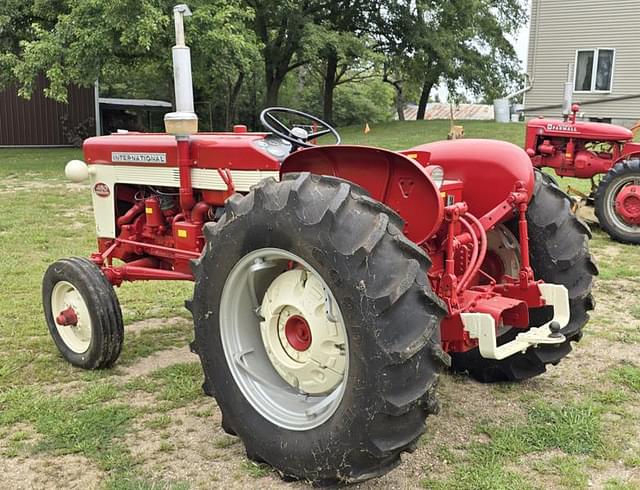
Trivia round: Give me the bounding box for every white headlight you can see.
[65,160,89,182]
[428,165,445,188]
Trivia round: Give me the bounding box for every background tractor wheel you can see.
[43,257,124,369]
[451,169,597,382]
[595,158,640,244]
[189,173,447,484]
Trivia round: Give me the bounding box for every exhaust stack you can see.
[164,4,198,136]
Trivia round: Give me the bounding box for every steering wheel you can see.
[259,107,341,148]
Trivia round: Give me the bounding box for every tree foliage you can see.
[0,0,527,129]
[381,0,526,120]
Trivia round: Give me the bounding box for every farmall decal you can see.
[111,152,167,164]
[546,123,578,132]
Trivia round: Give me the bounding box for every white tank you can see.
[494,98,510,123]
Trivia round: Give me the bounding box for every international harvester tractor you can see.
[43,5,596,484]
[525,104,640,243]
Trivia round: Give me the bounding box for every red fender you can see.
[410,139,535,217]
[281,145,444,244]
[620,143,640,163]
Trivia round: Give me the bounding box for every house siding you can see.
[525,0,640,121]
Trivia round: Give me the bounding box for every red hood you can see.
[527,118,633,141]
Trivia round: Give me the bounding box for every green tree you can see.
[382,0,526,120]
[1,0,257,127]
[246,0,325,107]
[303,0,382,124]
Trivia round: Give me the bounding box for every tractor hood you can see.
[409,139,535,218]
[527,118,633,141]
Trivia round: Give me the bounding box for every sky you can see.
[512,0,532,71]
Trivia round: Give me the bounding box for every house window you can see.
[574,49,615,92]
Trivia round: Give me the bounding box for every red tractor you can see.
[525,105,640,243]
[42,5,596,484]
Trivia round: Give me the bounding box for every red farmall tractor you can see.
[525,105,640,243]
[42,5,596,484]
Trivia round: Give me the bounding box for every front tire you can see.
[43,257,124,369]
[451,170,597,382]
[190,173,446,484]
[595,158,640,244]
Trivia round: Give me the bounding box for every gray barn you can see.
[525,0,640,126]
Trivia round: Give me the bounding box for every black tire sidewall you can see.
[43,258,121,368]
[194,213,392,478]
[595,160,640,244]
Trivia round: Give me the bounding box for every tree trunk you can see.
[323,51,338,124]
[396,91,405,121]
[228,71,245,128]
[416,80,435,120]
[265,72,281,107]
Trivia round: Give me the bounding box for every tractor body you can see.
[524,106,640,242]
[41,4,596,484]
[77,132,564,358]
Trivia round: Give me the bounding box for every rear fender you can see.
[620,142,640,162]
[281,145,444,244]
[409,139,535,217]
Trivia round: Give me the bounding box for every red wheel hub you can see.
[56,306,78,326]
[615,184,640,224]
[284,315,312,351]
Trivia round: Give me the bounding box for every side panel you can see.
[281,145,444,244]
[89,165,279,238]
[410,139,535,217]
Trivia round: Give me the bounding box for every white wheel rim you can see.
[486,224,521,278]
[485,225,521,336]
[219,248,349,431]
[51,281,92,353]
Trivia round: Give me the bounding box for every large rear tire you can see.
[190,173,446,484]
[594,158,640,244]
[451,169,597,382]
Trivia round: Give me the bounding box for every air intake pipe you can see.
[164,4,198,136]
[165,4,197,218]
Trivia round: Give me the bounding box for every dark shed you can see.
[0,74,96,146]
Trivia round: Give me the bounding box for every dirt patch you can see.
[0,178,87,194]
[0,453,104,489]
[125,317,189,336]
[123,401,292,489]
[118,346,197,379]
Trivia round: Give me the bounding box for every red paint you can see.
[116,201,144,228]
[177,138,196,219]
[284,315,312,351]
[615,184,640,224]
[281,145,444,244]
[524,107,640,179]
[410,139,535,218]
[144,197,164,228]
[56,306,78,326]
[79,124,561,355]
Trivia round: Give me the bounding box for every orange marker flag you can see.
[364,122,371,134]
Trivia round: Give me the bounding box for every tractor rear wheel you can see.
[451,169,597,382]
[595,158,640,244]
[42,257,124,369]
[189,173,446,484]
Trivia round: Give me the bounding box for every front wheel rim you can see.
[51,281,92,353]
[219,248,349,431]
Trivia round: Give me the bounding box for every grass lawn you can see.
[0,121,639,489]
